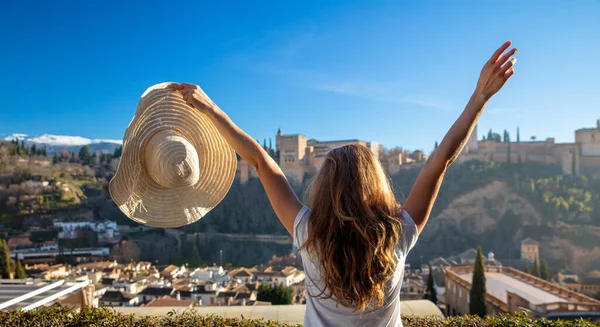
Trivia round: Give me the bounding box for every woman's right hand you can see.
[172,83,217,114]
[474,41,518,100]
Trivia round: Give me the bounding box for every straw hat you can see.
[109,82,237,228]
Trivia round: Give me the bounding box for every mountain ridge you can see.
[3,133,122,155]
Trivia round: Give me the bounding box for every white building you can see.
[54,220,120,242]
[99,290,139,307]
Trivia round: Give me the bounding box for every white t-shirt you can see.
[293,206,419,327]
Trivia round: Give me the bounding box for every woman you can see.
[173,40,517,326]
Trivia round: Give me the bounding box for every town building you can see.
[54,220,120,243]
[459,121,600,177]
[237,129,427,183]
[520,238,539,264]
[138,286,175,304]
[143,296,194,308]
[99,290,140,307]
[444,265,600,317]
[557,270,600,297]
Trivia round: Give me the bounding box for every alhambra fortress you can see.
[237,120,600,183]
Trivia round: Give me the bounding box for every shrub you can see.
[0,307,597,327]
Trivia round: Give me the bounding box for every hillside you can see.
[1,140,600,271]
[414,180,600,272]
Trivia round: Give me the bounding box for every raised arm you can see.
[173,83,303,235]
[403,41,518,234]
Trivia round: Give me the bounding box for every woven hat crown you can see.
[144,130,200,189]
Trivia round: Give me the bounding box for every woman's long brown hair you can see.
[301,144,402,312]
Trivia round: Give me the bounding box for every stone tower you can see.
[520,238,539,264]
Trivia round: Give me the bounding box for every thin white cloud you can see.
[226,27,450,110]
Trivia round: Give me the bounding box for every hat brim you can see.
[109,82,237,228]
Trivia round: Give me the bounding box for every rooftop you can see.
[138,287,174,296]
[144,296,194,307]
[458,272,566,305]
[521,238,539,245]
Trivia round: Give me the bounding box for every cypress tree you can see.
[533,259,541,278]
[0,239,12,279]
[113,146,122,158]
[425,264,437,304]
[540,259,549,281]
[525,264,531,274]
[79,145,91,164]
[517,127,520,142]
[469,246,487,317]
[15,260,26,279]
[434,141,439,150]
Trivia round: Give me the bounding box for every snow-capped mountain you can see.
[3,133,122,155]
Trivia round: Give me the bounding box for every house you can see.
[76,261,117,272]
[25,264,69,279]
[160,265,186,279]
[189,268,214,282]
[191,284,219,305]
[172,278,193,291]
[228,268,254,283]
[112,280,142,294]
[178,290,193,301]
[558,270,600,296]
[54,220,120,242]
[144,296,194,308]
[7,235,34,250]
[428,257,454,268]
[291,270,305,285]
[254,266,297,287]
[217,291,239,305]
[99,290,139,307]
[138,286,175,304]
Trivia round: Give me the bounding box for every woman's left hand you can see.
[475,41,518,100]
[172,83,216,114]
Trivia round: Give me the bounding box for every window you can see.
[459,289,462,298]
[467,294,470,303]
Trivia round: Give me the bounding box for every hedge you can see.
[0,307,597,327]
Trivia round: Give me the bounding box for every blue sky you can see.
[1,0,599,152]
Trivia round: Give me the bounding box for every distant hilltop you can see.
[3,133,122,155]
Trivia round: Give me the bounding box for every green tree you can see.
[517,127,520,142]
[52,154,60,165]
[113,146,122,158]
[424,264,437,304]
[14,260,26,279]
[0,239,12,279]
[507,140,512,164]
[487,129,493,141]
[469,246,487,317]
[257,284,293,305]
[79,145,91,164]
[532,259,541,278]
[434,141,438,150]
[540,259,549,281]
[525,264,531,274]
[572,152,577,176]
